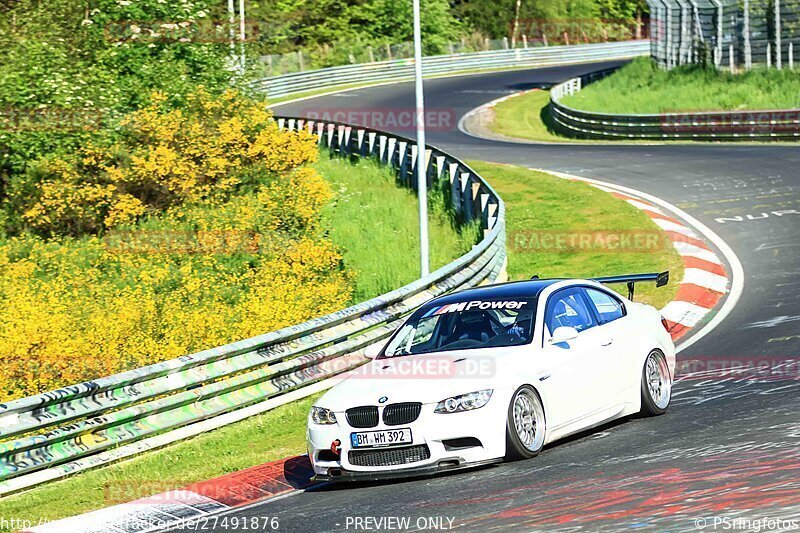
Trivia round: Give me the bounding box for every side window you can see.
[545,288,596,335]
[584,288,625,324]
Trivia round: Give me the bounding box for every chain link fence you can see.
[647,0,800,69]
[254,20,645,78]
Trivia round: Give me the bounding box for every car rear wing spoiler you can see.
[591,271,669,301]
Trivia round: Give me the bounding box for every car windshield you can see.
[381,297,537,357]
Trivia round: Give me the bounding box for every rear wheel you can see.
[505,385,546,460]
[640,349,672,416]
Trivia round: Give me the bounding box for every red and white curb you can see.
[25,455,315,533]
[592,183,729,341]
[542,170,743,351]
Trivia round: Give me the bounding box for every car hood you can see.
[318,348,523,409]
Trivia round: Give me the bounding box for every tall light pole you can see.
[227,0,236,68]
[239,0,246,72]
[412,0,430,276]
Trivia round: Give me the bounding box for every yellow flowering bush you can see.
[0,232,352,401]
[0,88,353,401]
[16,87,320,236]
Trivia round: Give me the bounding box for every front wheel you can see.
[640,349,672,416]
[505,385,546,460]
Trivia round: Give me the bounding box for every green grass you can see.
[562,57,800,113]
[488,89,568,143]
[468,162,683,309]
[0,160,682,527]
[317,155,481,302]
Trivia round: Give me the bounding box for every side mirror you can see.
[549,326,578,344]
[363,343,383,359]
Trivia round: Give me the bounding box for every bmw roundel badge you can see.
[378,396,388,404]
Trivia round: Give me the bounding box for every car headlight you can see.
[434,389,493,414]
[310,406,337,425]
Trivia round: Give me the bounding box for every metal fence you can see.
[0,117,506,497]
[647,0,800,69]
[254,40,650,100]
[255,22,645,77]
[549,67,800,139]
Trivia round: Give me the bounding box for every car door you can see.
[538,287,615,429]
[582,287,631,402]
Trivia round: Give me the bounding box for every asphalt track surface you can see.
[171,61,800,532]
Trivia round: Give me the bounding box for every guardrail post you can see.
[344,126,353,156]
[356,129,366,157]
[487,200,499,232]
[315,122,324,144]
[435,155,446,181]
[471,180,482,221]
[449,163,461,216]
[790,43,794,69]
[277,118,285,130]
[480,190,491,231]
[460,172,474,223]
[408,144,418,188]
[387,138,397,167]
[326,124,335,148]
[397,141,409,180]
[423,149,433,190]
[378,135,387,163]
[367,132,377,157]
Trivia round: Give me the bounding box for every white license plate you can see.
[350,428,413,448]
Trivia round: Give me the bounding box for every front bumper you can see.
[313,457,502,482]
[307,395,509,481]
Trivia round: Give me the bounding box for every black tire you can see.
[505,385,546,460]
[640,349,672,416]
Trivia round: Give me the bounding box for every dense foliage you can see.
[0,87,353,400]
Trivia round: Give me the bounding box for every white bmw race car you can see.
[307,273,675,481]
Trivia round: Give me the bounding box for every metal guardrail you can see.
[550,67,800,140]
[254,40,650,99]
[0,117,506,497]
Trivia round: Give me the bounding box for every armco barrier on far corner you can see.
[255,40,650,100]
[549,68,800,141]
[0,115,506,498]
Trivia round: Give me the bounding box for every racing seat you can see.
[447,312,495,344]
